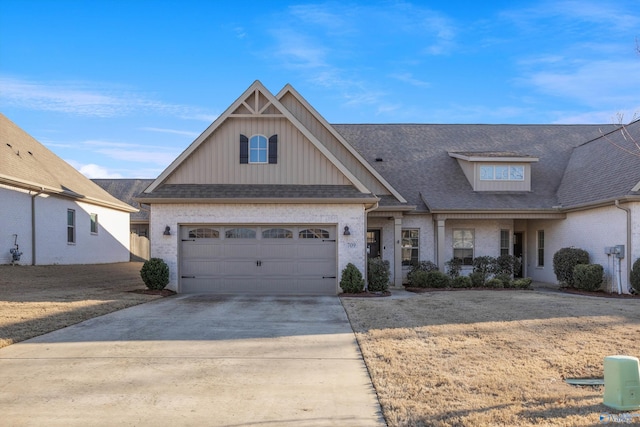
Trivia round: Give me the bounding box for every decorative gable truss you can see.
[230,88,284,117]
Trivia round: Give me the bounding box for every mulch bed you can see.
[129,289,177,297]
[557,287,639,298]
[339,291,392,298]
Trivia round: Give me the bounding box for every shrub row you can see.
[339,258,391,294]
[409,269,532,290]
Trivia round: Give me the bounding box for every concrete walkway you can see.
[0,295,385,426]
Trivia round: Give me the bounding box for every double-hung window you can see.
[67,209,76,244]
[453,229,474,265]
[500,230,509,256]
[90,213,98,234]
[537,230,545,267]
[401,229,419,266]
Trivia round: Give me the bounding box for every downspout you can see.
[615,200,632,292]
[363,200,380,291]
[31,188,44,265]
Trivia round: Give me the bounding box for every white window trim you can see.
[249,134,268,164]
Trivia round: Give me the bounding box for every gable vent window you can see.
[240,134,278,164]
[480,165,524,181]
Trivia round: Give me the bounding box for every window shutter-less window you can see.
[268,134,278,164]
[239,134,249,164]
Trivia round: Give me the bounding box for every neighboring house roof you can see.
[557,120,640,208]
[334,123,622,212]
[92,179,154,221]
[0,113,137,213]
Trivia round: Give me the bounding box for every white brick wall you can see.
[150,203,366,292]
[526,204,635,291]
[1,185,131,265]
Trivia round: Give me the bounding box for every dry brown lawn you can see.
[0,262,162,348]
[3,264,640,425]
[342,289,640,426]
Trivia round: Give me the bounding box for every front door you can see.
[367,230,381,258]
[513,232,524,278]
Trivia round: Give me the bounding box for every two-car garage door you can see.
[179,225,337,295]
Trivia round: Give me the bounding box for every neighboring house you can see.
[0,113,137,265]
[92,179,153,237]
[92,179,154,261]
[138,81,640,294]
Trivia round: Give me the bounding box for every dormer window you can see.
[480,165,525,181]
[449,151,538,192]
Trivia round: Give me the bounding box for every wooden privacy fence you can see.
[130,232,150,262]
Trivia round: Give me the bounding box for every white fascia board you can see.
[145,80,265,193]
[277,84,407,203]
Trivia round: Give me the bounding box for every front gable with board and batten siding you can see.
[138,81,408,294]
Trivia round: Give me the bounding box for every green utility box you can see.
[603,355,640,411]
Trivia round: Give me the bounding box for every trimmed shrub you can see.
[553,247,589,287]
[573,264,603,291]
[630,258,640,294]
[140,258,169,290]
[426,271,450,288]
[367,257,390,292]
[408,261,439,284]
[451,275,472,288]
[495,254,522,277]
[485,278,504,288]
[445,258,462,278]
[494,272,513,288]
[513,278,533,289]
[473,256,497,285]
[409,270,430,288]
[469,271,485,288]
[340,263,364,293]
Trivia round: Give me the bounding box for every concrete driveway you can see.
[0,295,384,426]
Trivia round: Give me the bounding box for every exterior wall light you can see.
[343,226,351,236]
[163,226,171,236]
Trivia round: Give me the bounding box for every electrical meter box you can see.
[603,355,640,411]
[615,245,625,259]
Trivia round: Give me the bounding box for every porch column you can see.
[394,217,403,287]
[437,219,446,271]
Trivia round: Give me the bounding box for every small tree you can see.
[340,263,364,293]
[140,258,169,290]
[445,257,462,278]
[495,254,522,277]
[553,247,590,287]
[472,256,497,286]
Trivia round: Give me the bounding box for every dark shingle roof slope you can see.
[136,184,376,202]
[557,120,640,208]
[92,179,154,221]
[334,124,615,211]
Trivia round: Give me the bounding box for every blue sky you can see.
[1,0,639,179]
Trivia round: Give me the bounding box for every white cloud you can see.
[74,163,123,179]
[525,60,640,107]
[390,73,431,88]
[139,127,200,137]
[0,75,215,120]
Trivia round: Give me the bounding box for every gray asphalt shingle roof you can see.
[92,179,154,221]
[136,184,376,201]
[557,120,640,207]
[333,123,628,211]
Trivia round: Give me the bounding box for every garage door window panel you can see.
[262,228,293,238]
[188,228,219,239]
[225,228,256,239]
[299,228,330,239]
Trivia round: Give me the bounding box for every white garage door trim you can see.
[179,224,337,295]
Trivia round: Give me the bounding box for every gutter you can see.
[31,188,44,265]
[615,200,632,291]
